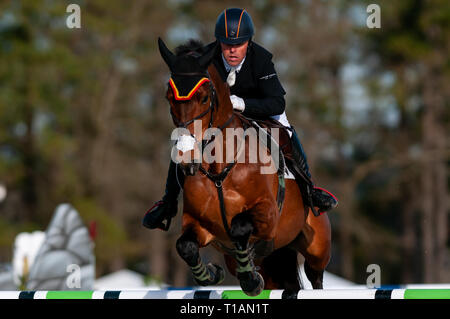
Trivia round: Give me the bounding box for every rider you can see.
[143,8,338,231]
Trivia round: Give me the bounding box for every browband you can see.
[169,77,210,101]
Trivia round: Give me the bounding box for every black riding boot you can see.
[143,161,184,231]
[290,127,338,215]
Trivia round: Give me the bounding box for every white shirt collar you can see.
[222,54,246,73]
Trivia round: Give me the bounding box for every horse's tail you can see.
[261,246,302,297]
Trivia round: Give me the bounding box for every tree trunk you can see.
[431,72,449,282]
[148,230,168,283]
[421,88,435,283]
[339,182,354,280]
[422,66,448,282]
[401,184,417,283]
[434,158,448,282]
[172,249,188,287]
[22,60,37,222]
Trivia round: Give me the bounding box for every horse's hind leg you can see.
[230,213,264,296]
[176,228,224,286]
[304,259,324,289]
[259,247,301,299]
[291,212,331,289]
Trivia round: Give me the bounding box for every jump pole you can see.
[0,289,449,299]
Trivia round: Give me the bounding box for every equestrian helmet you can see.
[215,8,254,45]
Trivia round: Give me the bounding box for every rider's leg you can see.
[289,127,338,215]
[142,160,184,230]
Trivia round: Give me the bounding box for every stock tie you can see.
[227,67,237,87]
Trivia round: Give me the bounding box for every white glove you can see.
[230,95,245,112]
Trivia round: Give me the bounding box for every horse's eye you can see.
[202,95,209,104]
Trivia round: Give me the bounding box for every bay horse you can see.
[158,38,331,297]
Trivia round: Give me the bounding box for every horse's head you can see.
[158,38,217,176]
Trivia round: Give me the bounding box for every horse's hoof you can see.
[282,289,299,299]
[208,263,225,285]
[240,272,265,297]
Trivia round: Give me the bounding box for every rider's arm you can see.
[241,59,286,119]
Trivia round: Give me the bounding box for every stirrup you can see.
[311,186,338,215]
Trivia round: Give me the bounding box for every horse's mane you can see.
[175,39,205,57]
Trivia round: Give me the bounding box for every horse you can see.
[157,38,331,297]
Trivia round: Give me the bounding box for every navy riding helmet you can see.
[215,8,255,45]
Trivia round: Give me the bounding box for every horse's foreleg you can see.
[176,228,224,286]
[230,213,264,296]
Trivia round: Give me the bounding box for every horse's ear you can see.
[158,37,176,70]
[198,42,218,69]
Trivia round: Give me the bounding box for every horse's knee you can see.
[176,232,199,266]
[253,222,276,241]
[251,209,278,241]
[230,213,253,237]
[230,213,254,248]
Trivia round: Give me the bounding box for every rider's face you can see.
[220,41,249,67]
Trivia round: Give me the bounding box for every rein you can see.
[197,114,246,239]
[170,102,213,128]
[199,162,236,238]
